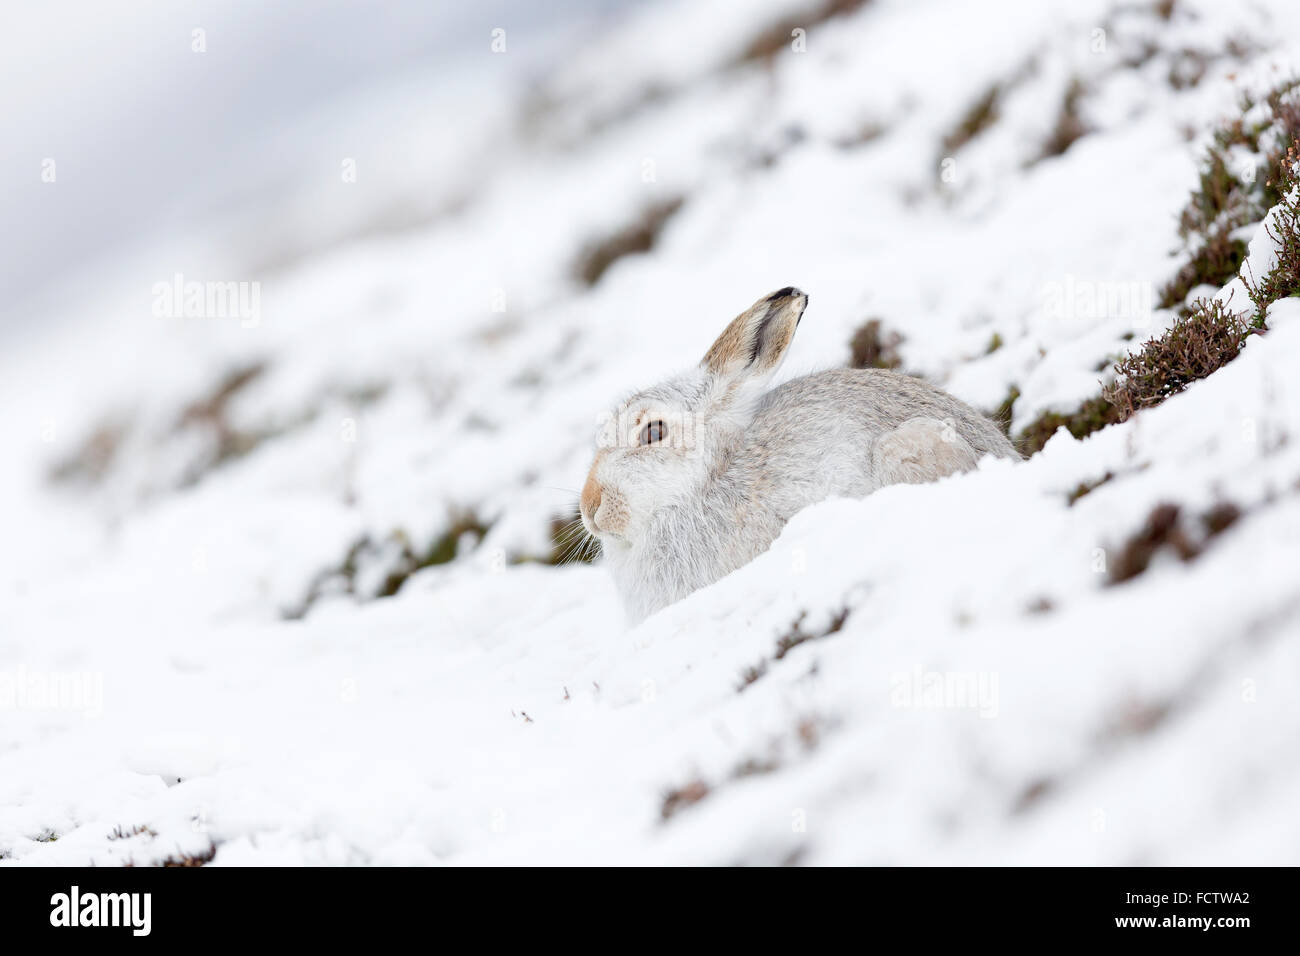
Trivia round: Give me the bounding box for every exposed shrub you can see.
[848,319,903,369]
[47,422,125,486]
[1202,501,1243,536]
[109,824,157,841]
[1108,503,1198,583]
[738,608,849,691]
[774,608,849,660]
[1161,78,1300,311]
[734,0,870,65]
[1104,298,1256,420]
[1019,295,1255,454]
[1106,501,1242,585]
[989,386,1019,439]
[286,510,491,618]
[1019,110,1300,457]
[1159,231,1247,309]
[1245,142,1300,323]
[659,780,710,821]
[376,512,492,597]
[1025,596,1056,614]
[574,198,684,287]
[1016,396,1122,456]
[1067,471,1114,505]
[941,84,1001,155]
[660,715,828,822]
[124,843,217,868]
[1037,77,1090,161]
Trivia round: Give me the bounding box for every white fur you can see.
[580,289,1019,621]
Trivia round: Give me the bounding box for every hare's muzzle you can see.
[580,466,603,534]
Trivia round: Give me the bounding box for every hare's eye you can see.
[639,420,667,446]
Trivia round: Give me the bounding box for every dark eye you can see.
[639,420,667,445]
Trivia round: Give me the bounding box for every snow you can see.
[3,0,1300,865]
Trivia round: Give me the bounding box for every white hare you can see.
[580,288,1018,621]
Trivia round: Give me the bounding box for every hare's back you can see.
[757,367,1017,460]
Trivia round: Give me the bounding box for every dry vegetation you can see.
[1106,501,1242,585]
[1036,77,1090,162]
[287,510,492,618]
[1104,298,1257,420]
[733,0,871,65]
[941,84,1002,156]
[738,608,849,692]
[573,198,684,287]
[660,716,828,822]
[1017,80,1300,456]
[124,843,218,868]
[1160,78,1300,312]
[847,318,904,370]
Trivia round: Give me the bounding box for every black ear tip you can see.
[768,286,805,301]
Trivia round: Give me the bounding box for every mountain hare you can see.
[580,288,1018,621]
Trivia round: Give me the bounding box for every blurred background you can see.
[1,0,628,337]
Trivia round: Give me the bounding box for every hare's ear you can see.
[702,287,808,381]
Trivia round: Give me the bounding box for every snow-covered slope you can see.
[3,0,1299,865]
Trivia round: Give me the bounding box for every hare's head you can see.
[580,287,808,546]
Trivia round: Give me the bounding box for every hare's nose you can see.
[580,469,603,527]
